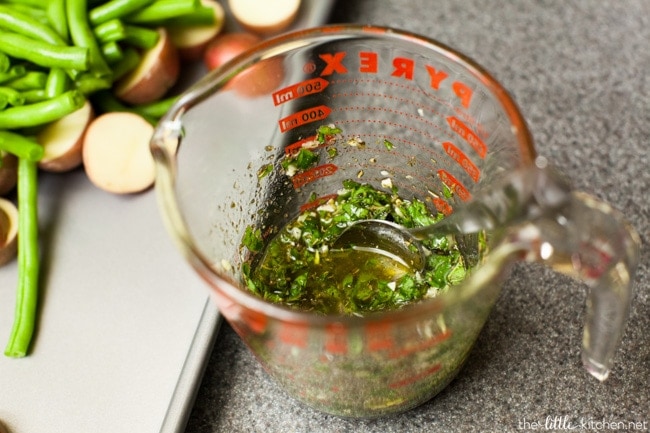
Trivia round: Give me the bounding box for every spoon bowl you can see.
[331,159,573,272]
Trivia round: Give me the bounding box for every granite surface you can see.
[184,1,650,432]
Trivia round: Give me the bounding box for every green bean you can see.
[90,0,155,26]
[5,71,48,91]
[45,68,69,98]
[4,157,40,358]
[21,89,48,104]
[0,31,89,71]
[134,94,178,119]
[0,52,9,74]
[164,4,216,26]
[46,0,70,42]
[111,47,141,81]
[0,130,44,161]
[123,24,159,48]
[91,90,157,124]
[125,0,200,24]
[91,89,129,114]
[93,18,126,44]
[0,4,66,45]
[0,90,85,129]
[74,73,112,95]
[101,41,124,64]
[0,66,26,85]
[0,86,25,106]
[0,0,44,7]
[66,0,112,77]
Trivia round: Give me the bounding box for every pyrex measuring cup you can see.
[150,25,640,418]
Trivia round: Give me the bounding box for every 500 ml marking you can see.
[273,77,329,106]
[279,105,331,132]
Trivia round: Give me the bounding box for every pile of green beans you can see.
[0,0,216,358]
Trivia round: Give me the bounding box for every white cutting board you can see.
[0,1,335,432]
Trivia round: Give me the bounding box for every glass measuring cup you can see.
[150,25,640,418]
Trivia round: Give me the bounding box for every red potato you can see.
[82,112,155,194]
[203,32,261,71]
[114,28,180,105]
[0,197,18,266]
[228,0,301,35]
[233,56,285,97]
[203,32,284,96]
[0,151,17,195]
[169,0,226,61]
[37,100,93,173]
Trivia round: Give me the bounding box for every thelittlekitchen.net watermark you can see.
[518,416,648,431]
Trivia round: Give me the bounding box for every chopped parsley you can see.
[241,125,476,315]
[316,124,342,143]
[242,179,469,315]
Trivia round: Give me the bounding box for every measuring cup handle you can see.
[510,190,641,381]
[428,157,573,235]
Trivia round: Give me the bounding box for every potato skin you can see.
[115,28,180,105]
[0,152,17,196]
[0,198,18,267]
[171,0,226,61]
[228,0,301,35]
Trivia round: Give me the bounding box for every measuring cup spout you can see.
[501,190,641,381]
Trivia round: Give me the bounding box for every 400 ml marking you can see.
[442,141,480,183]
[279,105,331,132]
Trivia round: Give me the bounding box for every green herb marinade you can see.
[243,179,468,315]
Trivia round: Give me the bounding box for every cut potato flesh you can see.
[37,100,93,173]
[170,0,226,61]
[82,112,155,194]
[228,0,301,35]
[114,28,180,105]
[0,197,18,266]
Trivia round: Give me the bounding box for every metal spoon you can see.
[331,158,572,272]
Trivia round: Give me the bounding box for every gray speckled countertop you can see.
[184,1,650,432]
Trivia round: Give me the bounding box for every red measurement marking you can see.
[389,363,442,389]
[278,322,309,348]
[325,323,348,355]
[291,163,338,189]
[389,329,452,359]
[273,77,329,106]
[446,116,487,158]
[442,141,481,183]
[365,321,394,352]
[437,169,471,202]
[240,309,268,334]
[284,135,317,155]
[299,193,338,212]
[279,105,331,132]
[433,197,453,216]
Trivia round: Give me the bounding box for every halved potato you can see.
[169,0,226,61]
[0,197,18,266]
[37,100,94,173]
[114,28,180,105]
